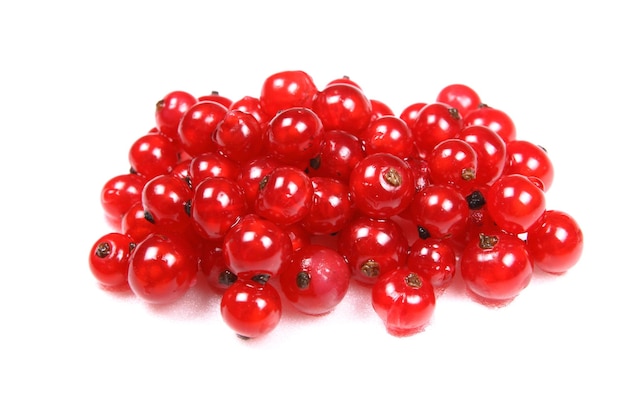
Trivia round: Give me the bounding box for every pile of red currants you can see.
[89,70,584,338]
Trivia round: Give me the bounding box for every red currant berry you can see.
[504,140,555,191]
[410,102,463,158]
[464,105,516,143]
[213,109,264,163]
[237,156,281,208]
[259,70,318,117]
[197,91,233,108]
[300,176,355,235]
[409,184,469,240]
[458,124,507,186]
[407,238,457,291]
[349,152,415,219]
[308,130,365,183]
[436,83,481,118]
[155,90,197,143]
[191,177,248,241]
[427,138,478,195]
[370,98,395,120]
[188,151,241,185]
[487,174,546,234]
[177,100,228,157]
[121,201,159,243]
[222,214,293,278]
[279,244,351,316]
[220,275,282,339]
[371,267,436,337]
[399,102,427,129]
[362,115,414,158]
[337,216,409,286]
[255,166,314,226]
[460,232,532,306]
[128,132,181,179]
[199,245,238,293]
[312,82,372,136]
[141,173,193,234]
[100,173,148,228]
[526,210,583,274]
[128,233,198,304]
[266,107,324,167]
[229,95,271,125]
[88,232,135,289]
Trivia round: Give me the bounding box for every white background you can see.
[1,1,624,415]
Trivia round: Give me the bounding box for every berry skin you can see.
[309,130,365,183]
[504,140,555,191]
[436,83,482,118]
[128,132,181,179]
[213,109,264,163]
[155,90,197,144]
[461,232,533,306]
[312,82,373,136]
[279,244,351,315]
[362,115,414,158]
[337,216,409,286]
[349,152,415,219]
[458,124,507,186]
[199,245,238,293]
[526,210,583,274]
[487,173,546,235]
[222,214,293,278]
[464,105,516,144]
[237,156,281,208]
[177,100,228,157]
[141,173,193,234]
[410,102,463,158]
[127,233,198,304]
[300,176,354,235]
[427,138,478,196]
[409,184,469,240]
[259,70,318,117]
[88,232,135,289]
[220,275,282,339]
[371,267,436,337]
[407,238,457,291]
[255,166,314,226]
[100,173,148,228]
[266,107,324,168]
[188,151,241,185]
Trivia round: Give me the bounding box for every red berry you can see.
[464,105,516,144]
[255,166,314,226]
[371,267,436,337]
[197,91,233,108]
[526,210,583,274]
[427,138,479,196]
[177,100,228,157]
[88,232,135,289]
[259,70,318,117]
[236,156,281,208]
[504,140,555,191]
[410,102,463,158]
[436,83,481,118]
[188,151,241,185]
[458,124,507,186]
[141,173,193,234]
[312,82,372,135]
[128,233,198,304]
[213,109,264,163]
[266,107,324,167]
[220,275,282,339]
[308,130,365,183]
[362,115,414,158]
[191,177,248,240]
[100,173,148,228]
[460,232,532,306]
[128,132,181,179]
[279,244,351,315]
[155,90,197,143]
[407,238,457,291]
[199,245,238,293]
[300,176,354,235]
[409,184,469,240]
[222,214,293,278]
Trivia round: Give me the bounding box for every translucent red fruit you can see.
[222,214,293,278]
[255,166,314,226]
[312,82,373,136]
[487,173,546,235]
[461,232,533,306]
[362,115,414,158]
[213,109,263,163]
[100,173,148,228]
[349,152,415,219]
[88,232,135,290]
[526,210,583,274]
[407,238,457,291]
[504,140,555,191]
[410,102,464,158]
[177,100,228,158]
[371,267,436,337]
[308,130,365,183]
[127,233,198,304]
[266,107,324,168]
[427,138,478,196]
[220,276,282,339]
[464,105,516,144]
[259,70,318,117]
[436,83,482,118]
[409,184,469,240]
[279,244,351,315]
[128,132,181,179]
[155,90,197,144]
[458,124,507,186]
[300,177,354,235]
[141,173,193,234]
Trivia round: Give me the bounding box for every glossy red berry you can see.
[236,156,281,208]
[191,177,248,240]
[312,82,372,136]
[460,232,532,306]
[362,115,414,158]
[427,138,478,196]
[409,184,469,240]
[100,173,148,228]
[266,107,324,168]
[464,105,516,144]
[213,109,264,163]
[504,140,555,191]
[155,90,197,143]
[458,124,507,186]
[526,210,583,274]
[279,244,351,315]
[349,152,415,219]
[188,151,241,185]
[410,102,463,158]
[407,238,457,291]
[308,130,365,183]
[177,100,228,157]
[337,216,409,286]
[259,70,318,117]
[141,173,193,234]
[255,166,314,226]
[222,214,293,278]
[197,91,233,108]
[199,245,238,293]
[300,176,354,235]
[220,275,282,339]
[128,233,198,304]
[487,174,546,234]
[121,201,159,243]
[88,232,135,289]
[436,83,482,118]
[128,132,181,179]
[371,267,436,337]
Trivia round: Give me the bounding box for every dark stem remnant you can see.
[360,259,381,278]
[417,226,431,240]
[405,272,423,289]
[479,233,499,249]
[466,190,486,210]
[96,242,111,258]
[296,271,311,289]
[218,270,237,287]
[384,168,402,187]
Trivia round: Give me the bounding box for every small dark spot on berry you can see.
[252,274,271,284]
[96,242,111,258]
[309,155,321,170]
[184,200,192,216]
[296,271,311,289]
[466,190,486,210]
[144,211,155,224]
[448,107,461,120]
[218,270,237,287]
[417,226,431,240]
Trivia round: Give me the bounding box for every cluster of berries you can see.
[89,70,583,338]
